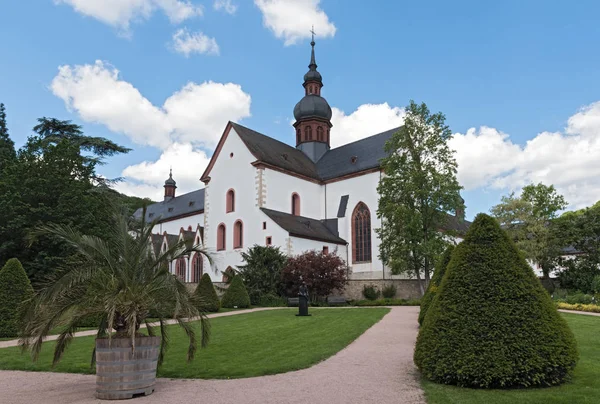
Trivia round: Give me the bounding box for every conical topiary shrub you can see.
[0,258,34,338]
[194,273,220,312]
[414,214,578,388]
[221,275,250,309]
[418,244,454,325]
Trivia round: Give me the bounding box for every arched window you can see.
[317,126,323,141]
[296,128,301,144]
[217,223,226,251]
[226,189,235,213]
[233,220,243,249]
[291,193,301,216]
[176,258,187,282]
[352,202,372,263]
[191,253,203,282]
[304,126,312,141]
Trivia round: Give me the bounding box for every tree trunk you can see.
[415,268,425,296]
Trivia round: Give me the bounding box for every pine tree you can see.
[414,214,578,388]
[0,103,16,171]
[0,258,34,338]
[221,275,250,308]
[418,244,454,325]
[194,273,220,312]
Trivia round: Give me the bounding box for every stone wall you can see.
[342,279,422,301]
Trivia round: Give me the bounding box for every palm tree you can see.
[20,210,212,369]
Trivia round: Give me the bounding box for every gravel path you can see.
[0,307,425,404]
[558,309,600,317]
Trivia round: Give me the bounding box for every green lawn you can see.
[0,308,389,379]
[422,313,600,404]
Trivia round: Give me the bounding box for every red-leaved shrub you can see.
[280,250,349,300]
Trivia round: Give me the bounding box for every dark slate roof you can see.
[182,230,196,249]
[133,189,205,222]
[230,123,400,182]
[316,127,400,180]
[293,95,332,121]
[150,234,163,256]
[165,234,179,248]
[231,123,319,179]
[260,208,347,245]
[337,195,349,218]
[442,214,471,235]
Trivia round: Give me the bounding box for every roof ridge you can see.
[231,122,306,156]
[329,126,402,151]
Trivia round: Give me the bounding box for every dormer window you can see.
[168,208,174,212]
[149,213,154,218]
[189,201,195,207]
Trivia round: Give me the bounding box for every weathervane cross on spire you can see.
[310,25,316,43]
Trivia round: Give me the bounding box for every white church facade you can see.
[135,39,469,290]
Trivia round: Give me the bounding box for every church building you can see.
[135,39,469,291]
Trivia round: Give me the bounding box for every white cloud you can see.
[214,0,237,14]
[172,28,219,56]
[50,60,251,150]
[450,100,600,209]
[55,0,202,33]
[254,0,336,45]
[114,143,210,200]
[328,100,600,209]
[330,103,405,148]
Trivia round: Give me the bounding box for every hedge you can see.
[220,275,250,309]
[557,302,600,314]
[414,213,578,388]
[354,298,420,306]
[0,258,34,338]
[194,273,220,312]
[418,244,454,325]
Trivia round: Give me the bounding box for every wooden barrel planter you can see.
[95,336,161,400]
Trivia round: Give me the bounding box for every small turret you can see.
[164,169,177,202]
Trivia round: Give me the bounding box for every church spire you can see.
[293,32,333,162]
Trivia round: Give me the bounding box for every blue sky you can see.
[2,0,600,219]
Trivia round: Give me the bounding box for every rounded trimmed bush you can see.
[221,275,250,309]
[414,214,578,388]
[362,284,380,300]
[194,273,220,312]
[0,258,34,338]
[418,244,454,325]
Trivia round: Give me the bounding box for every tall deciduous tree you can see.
[490,183,568,279]
[377,101,463,295]
[0,118,130,282]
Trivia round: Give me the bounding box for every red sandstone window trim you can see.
[176,258,186,282]
[233,220,244,249]
[226,189,235,213]
[217,223,226,251]
[352,202,372,263]
[291,193,301,216]
[266,236,272,246]
[191,253,203,283]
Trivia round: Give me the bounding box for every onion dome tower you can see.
[163,169,177,202]
[293,34,333,162]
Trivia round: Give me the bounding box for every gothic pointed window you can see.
[191,253,203,282]
[176,258,187,281]
[317,126,323,141]
[226,189,235,213]
[233,220,243,249]
[305,126,312,141]
[217,223,226,251]
[352,202,372,263]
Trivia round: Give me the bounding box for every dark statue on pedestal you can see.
[297,282,311,316]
